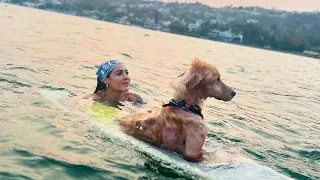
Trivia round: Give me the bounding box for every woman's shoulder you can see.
[83,91,145,105]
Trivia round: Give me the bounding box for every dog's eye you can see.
[217,76,221,81]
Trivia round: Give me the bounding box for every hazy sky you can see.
[163,0,320,12]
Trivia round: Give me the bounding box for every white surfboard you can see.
[39,88,292,180]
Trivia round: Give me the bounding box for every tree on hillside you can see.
[169,21,189,34]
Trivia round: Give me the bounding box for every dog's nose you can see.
[231,89,236,97]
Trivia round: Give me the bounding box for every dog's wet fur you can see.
[120,58,236,162]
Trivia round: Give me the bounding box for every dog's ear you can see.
[184,71,204,89]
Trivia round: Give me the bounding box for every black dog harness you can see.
[162,99,204,119]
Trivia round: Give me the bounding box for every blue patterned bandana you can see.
[96,60,120,81]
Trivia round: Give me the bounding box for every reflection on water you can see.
[0,3,319,180]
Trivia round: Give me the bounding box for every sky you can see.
[162,0,320,12]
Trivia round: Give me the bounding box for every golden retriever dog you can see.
[119,58,236,162]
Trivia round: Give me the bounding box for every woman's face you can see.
[103,63,130,92]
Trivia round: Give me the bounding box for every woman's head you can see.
[95,60,130,93]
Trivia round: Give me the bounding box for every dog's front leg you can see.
[183,131,205,162]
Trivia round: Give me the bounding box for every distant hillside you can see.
[2,0,320,56]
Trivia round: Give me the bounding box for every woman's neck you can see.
[103,88,122,106]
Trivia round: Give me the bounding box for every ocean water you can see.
[0,3,319,180]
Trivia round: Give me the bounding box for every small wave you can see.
[142,157,197,179]
[31,101,44,107]
[63,83,87,89]
[225,137,243,143]
[14,149,34,157]
[265,149,292,159]
[230,119,247,129]
[89,37,103,42]
[38,86,75,99]
[62,146,91,154]
[226,67,247,74]
[208,131,244,143]
[38,124,63,137]
[121,53,134,60]
[0,172,33,180]
[80,65,100,70]
[14,149,116,179]
[276,166,312,180]
[273,124,300,135]
[0,78,32,87]
[39,85,66,91]
[265,91,302,98]
[209,122,225,128]
[251,128,280,140]
[0,73,17,78]
[129,83,154,96]
[232,115,246,121]
[207,133,223,141]
[297,150,320,161]
[8,66,36,73]
[71,75,95,80]
[242,90,304,99]
[243,148,266,160]
[16,48,25,51]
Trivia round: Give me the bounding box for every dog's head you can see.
[174,58,236,101]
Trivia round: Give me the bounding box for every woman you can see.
[92,60,144,107]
